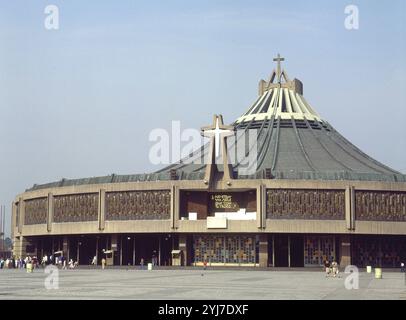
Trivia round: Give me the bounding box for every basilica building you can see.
[12,56,406,268]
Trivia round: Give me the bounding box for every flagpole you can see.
[2,205,5,251]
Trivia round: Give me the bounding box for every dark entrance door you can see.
[274,235,289,267]
[134,234,159,265]
[121,235,135,266]
[160,235,173,266]
[78,236,96,265]
[290,235,304,267]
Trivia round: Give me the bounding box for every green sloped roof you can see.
[26,66,406,192]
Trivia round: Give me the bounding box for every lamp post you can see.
[127,236,131,266]
[164,235,170,266]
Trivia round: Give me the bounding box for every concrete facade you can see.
[11,177,406,268]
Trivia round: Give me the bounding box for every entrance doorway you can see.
[133,234,176,266]
[78,236,96,265]
[274,235,289,267]
[273,234,304,267]
[290,235,304,267]
[121,235,135,266]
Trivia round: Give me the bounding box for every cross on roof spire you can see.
[273,53,285,83]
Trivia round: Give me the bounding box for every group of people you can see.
[41,255,79,269]
[323,259,339,277]
[0,256,38,269]
[90,256,147,270]
[0,255,79,270]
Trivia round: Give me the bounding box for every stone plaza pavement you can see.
[0,267,405,300]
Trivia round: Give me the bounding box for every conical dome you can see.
[26,56,406,191]
[158,56,405,182]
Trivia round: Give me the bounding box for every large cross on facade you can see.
[202,115,234,158]
[201,115,235,184]
[273,53,285,83]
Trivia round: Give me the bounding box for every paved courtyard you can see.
[0,268,405,300]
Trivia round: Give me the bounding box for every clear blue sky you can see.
[0,0,405,236]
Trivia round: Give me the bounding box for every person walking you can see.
[140,258,144,270]
[101,258,106,270]
[324,260,331,277]
[331,260,339,277]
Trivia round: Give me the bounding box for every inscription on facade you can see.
[212,194,238,210]
[208,192,256,214]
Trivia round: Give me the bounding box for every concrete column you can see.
[11,202,17,239]
[111,234,118,250]
[171,185,180,229]
[345,186,355,230]
[350,187,355,230]
[13,236,27,258]
[345,187,351,230]
[272,235,275,267]
[111,234,118,265]
[63,236,68,258]
[179,234,189,266]
[339,235,352,267]
[98,189,105,231]
[262,185,267,229]
[47,193,53,232]
[258,234,268,267]
[256,185,266,229]
[18,198,24,234]
[171,185,175,229]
